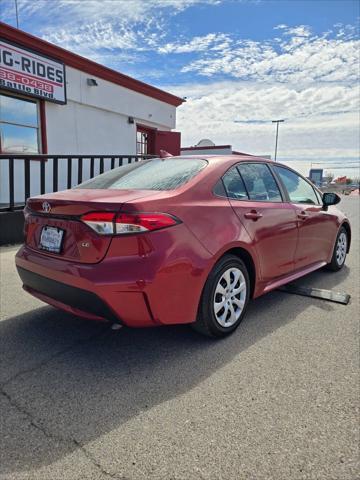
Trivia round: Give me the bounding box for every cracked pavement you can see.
[0,197,359,480]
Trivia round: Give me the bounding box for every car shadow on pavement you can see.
[0,266,350,476]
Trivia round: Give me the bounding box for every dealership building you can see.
[0,22,183,156]
[0,22,184,243]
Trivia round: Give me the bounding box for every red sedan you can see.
[16,155,351,337]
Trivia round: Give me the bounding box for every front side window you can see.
[76,158,207,191]
[238,163,282,202]
[314,188,323,204]
[274,166,319,205]
[0,94,40,153]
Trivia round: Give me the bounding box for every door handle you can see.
[244,210,263,221]
[297,211,309,220]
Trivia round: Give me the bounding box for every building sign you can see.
[0,39,66,104]
[309,168,323,187]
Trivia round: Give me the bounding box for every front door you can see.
[223,163,298,282]
[273,165,338,270]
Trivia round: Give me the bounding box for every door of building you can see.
[136,126,155,155]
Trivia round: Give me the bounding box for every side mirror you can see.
[322,192,341,209]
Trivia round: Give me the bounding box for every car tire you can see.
[192,254,250,338]
[326,226,348,271]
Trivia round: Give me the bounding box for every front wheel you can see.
[326,226,348,271]
[192,255,250,338]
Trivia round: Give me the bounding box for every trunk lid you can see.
[25,189,158,263]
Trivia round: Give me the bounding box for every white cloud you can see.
[180,25,359,84]
[1,0,221,24]
[1,0,358,171]
[0,0,221,60]
[164,81,359,169]
[3,3,358,88]
[158,33,231,53]
[281,25,311,37]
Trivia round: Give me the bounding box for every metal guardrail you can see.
[319,184,360,194]
[0,154,156,212]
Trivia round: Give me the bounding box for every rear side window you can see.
[76,158,207,191]
[274,166,320,204]
[213,179,226,197]
[238,163,282,202]
[222,167,248,199]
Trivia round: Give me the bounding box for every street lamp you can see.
[272,119,284,161]
[14,0,19,28]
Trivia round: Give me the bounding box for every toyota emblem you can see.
[42,201,51,213]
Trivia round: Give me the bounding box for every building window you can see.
[136,126,155,155]
[0,93,40,153]
[136,129,148,155]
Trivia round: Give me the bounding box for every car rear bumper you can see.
[15,231,211,327]
[15,245,157,327]
[17,266,121,323]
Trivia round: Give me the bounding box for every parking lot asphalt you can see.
[0,196,359,480]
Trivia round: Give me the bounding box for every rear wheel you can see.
[192,255,250,338]
[326,226,348,271]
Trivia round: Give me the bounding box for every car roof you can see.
[174,154,270,161]
[170,154,276,167]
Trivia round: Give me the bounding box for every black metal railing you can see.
[0,154,155,212]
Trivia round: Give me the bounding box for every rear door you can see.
[272,165,338,269]
[223,163,298,282]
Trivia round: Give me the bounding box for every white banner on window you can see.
[0,39,66,104]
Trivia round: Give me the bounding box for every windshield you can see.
[76,158,207,191]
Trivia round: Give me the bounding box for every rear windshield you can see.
[76,158,207,191]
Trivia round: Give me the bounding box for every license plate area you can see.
[39,226,64,253]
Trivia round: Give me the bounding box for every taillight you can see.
[81,212,115,235]
[81,212,179,235]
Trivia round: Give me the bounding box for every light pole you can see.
[15,0,19,28]
[272,119,284,161]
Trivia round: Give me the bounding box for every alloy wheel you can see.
[336,231,347,266]
[213,267,247,327]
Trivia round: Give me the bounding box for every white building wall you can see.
[1,65,176,204]
[46,66,175,155]
[46,101,136,154]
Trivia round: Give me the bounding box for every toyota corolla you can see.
[16,155,351,337]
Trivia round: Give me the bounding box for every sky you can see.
[1,0,359,174]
